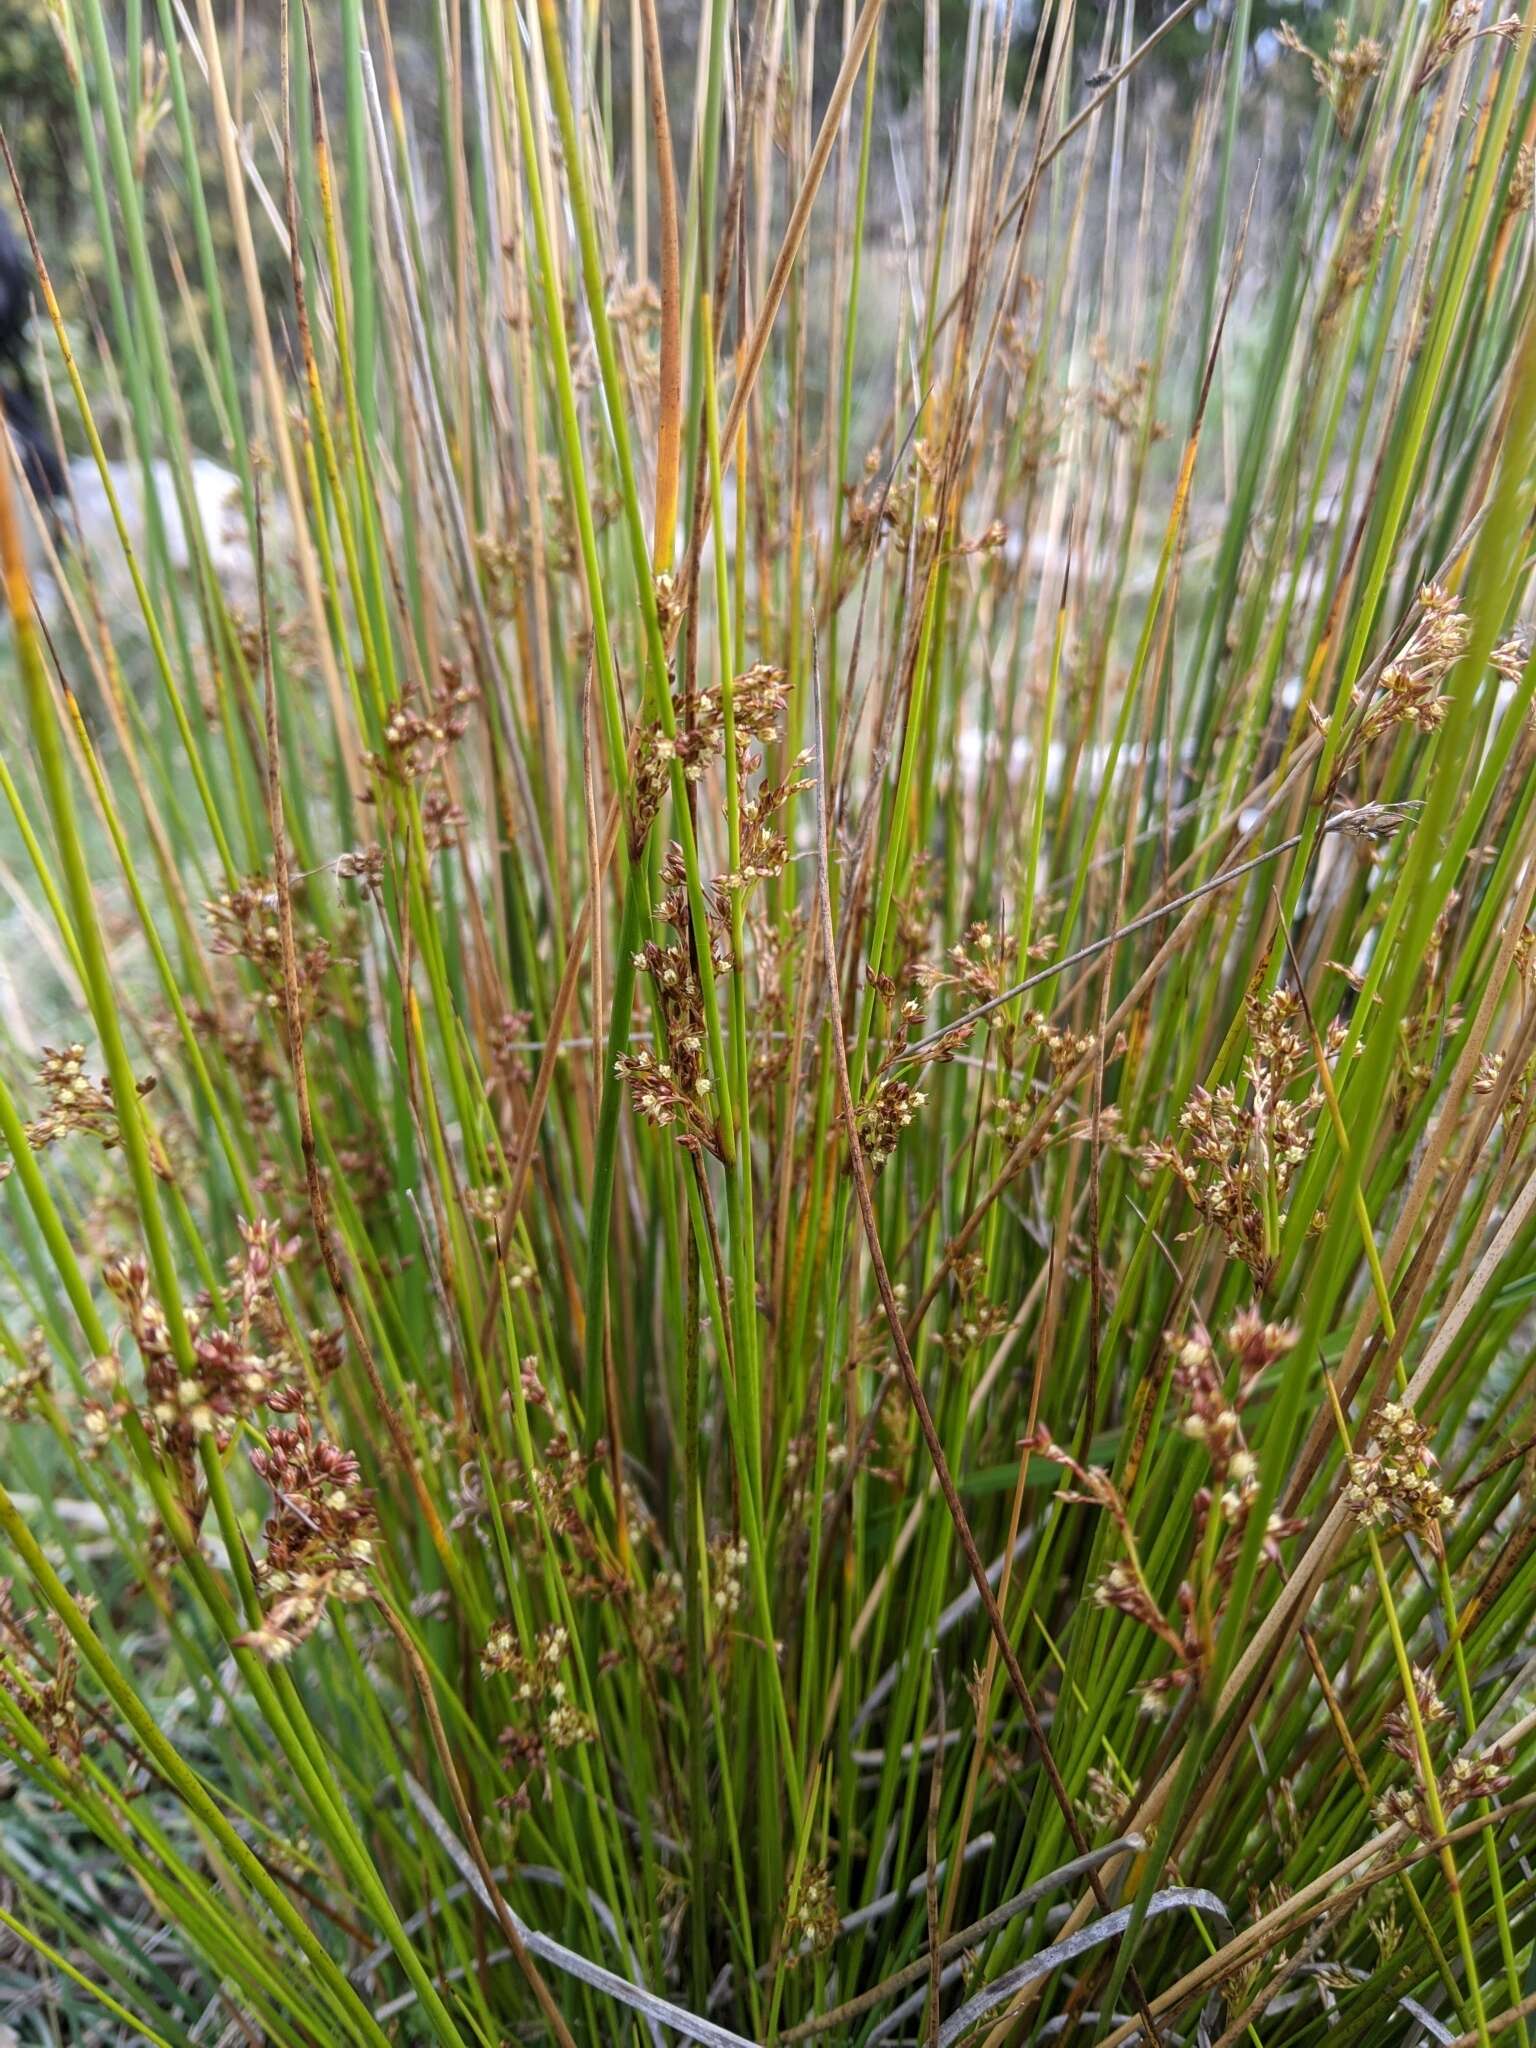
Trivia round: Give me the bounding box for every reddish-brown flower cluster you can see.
[1376,1665,1512,1839]
[0,1605,83,1768]
[99,1221,304,1482]
[616,933,722,1159]
[1146,988,1338,1288]
[1029,1314,1305,1714]
[205,876,335,1025]
[238,1415,376,1661]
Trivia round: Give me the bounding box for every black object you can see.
[0,206,64,510]
[3,383,65,505]
[0,207,34,370]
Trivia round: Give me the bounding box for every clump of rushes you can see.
[5,1,1536,2044]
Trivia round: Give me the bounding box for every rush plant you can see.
[2,1,1536,2043]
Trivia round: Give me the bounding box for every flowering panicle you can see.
[0,1612,84,1767]
[357,659,477,854]
[1146,988,1338,1287]
[1342,1400,1454,1552]
[238,1415,376,1660]
[482,1620,595,1804]
[1088,343,1154,435]
[622,665,807,1153]
[839,446,898,559]
[1376,1665,1512,1839]
[838,437,946,564]
[100,1220,304,1484]
[1354,583,1469,747]
[1029,1317,1301,1712]
[914,919,1052,1017]
[718,751,812,897]
[1413,4,1522,94]
[1277,20,1384,133]
[1169,1315,1303,1588]
[616,938,721,1160]
[206,876,335,1024]
[0,1044,157,1184]
[629,664,791,854]
[1026,1428,1191,1675]
[782,1864,839,1964]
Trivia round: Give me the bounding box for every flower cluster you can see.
[205,875,334,1024]
[0,1329,51,1423]
[1376,1666,1512,1839]
[1413,4,1522,95]
[23,1044,124,1150]
[483,1618,559,1689]
[239,1416,376,1660]
[718,752,811,896]
[938,1250,1011,1360]
[853,1075,928,1175]
[1,1613,83,1767]
[0,1044,157,1183]
[486,1010,534,1088]
[99,1222,303,1483]
[631,1569,685,1673]
[1021,1009,1097,1082]
[1321,193,1388,328]
[616,1041,719,1159]
[1278,19,1384,133]
[709,1537,749,1629]
[618,857,728,1150]
[1173,1310,1292,1484]
[1342,1400,1454,1550]
[1507,144,1536,223]
[365,660,477,787]
[629,727,714,854]
[629,664,791,854]
[1357,583,1469,747]
[915,921,1022,1004]
[482,1620,595,1805]
[335,843,386,897]
[1147,988,1337,1288]
[782,1863,839,1964]
[1162,1315,1305,1621]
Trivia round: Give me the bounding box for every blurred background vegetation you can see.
[0,0,1343,460]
